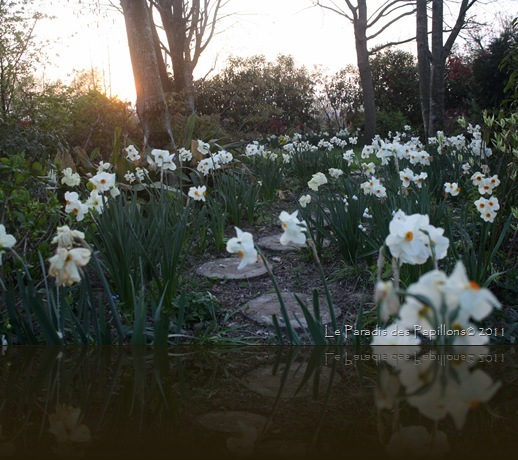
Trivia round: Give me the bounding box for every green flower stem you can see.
[307,237,338,334]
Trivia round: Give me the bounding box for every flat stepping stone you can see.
[197,411,267,433]
[257,234,307,251]
[241,292,340,329]
[244,363,340,398]
[196,257,268,280]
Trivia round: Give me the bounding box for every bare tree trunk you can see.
[416,0,431,139]
[121,0,175,149]
[149,3,174,94]
[158,0,189,97]
[158,0,197,113]
[429,0,444,136]
[354,0,376,143]
[421,0,477,137]
[156,0,224,114]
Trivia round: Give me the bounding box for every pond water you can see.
[0,346,516,459]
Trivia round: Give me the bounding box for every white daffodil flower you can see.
[307,172,327,191]
[226,227,257,269]
[0,224,16,265]
[48,247,92,287]
[51,226,85,249]
[188,185,207,202]
[298,195,311,208]
[279,210,306,246]
[442,260,501,321]
[61,168,81,187]
[125,145,140,162]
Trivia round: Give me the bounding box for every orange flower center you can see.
[470,400,481,410]
[469,281,481,290]
[418,304,432,319]
[405,231,414,241]
[237,250,244,259]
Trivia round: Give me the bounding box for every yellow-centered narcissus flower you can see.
[226,227,257,269]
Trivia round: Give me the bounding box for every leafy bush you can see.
[0,153,61,270]
[195,54,318,137]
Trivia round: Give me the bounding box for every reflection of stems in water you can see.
[260,347,338,454]
[264,347,300,434]
[38,348,63,438]
[307,348,339,455]
[391,396,401,437]
[97,348,126,431]
[259,347,301,439]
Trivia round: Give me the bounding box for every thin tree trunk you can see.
[429,0,444,136]
[121,0,175,149]
[158,0,188,94]
[184,60,195,113]
[149,3,174,94]
[416,0,431,139]
[355,0,376,143]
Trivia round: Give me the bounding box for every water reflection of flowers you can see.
[0,425,16,456]
[386,426,449,458]
[226,421,257,457]
[48,404,91,444]
[374,347,501,456]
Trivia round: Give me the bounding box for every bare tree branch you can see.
[369,35,418,53]
[368,0,413,28]
[314,0,353,21]
[443,0,479,55]
[367,8,416,40]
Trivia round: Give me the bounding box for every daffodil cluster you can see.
[359,177,387,198]
[399,168,428,189]
[149,149,177,171]
[48,226,92,287]
[373,260,501,345]
[376,348,500,433]
[225,211,307,270]
[196,150,234,175]
[61,162,120,222]
[385,210,449,265]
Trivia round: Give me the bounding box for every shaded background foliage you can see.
[195,55,318,137]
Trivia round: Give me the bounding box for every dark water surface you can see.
[0,346,516,459]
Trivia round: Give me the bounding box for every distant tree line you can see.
[193,23,516,140]
[1,0,515,162]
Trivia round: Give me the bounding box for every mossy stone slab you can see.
[196,257,268,280]
[244,363,340,398]
[241,292,340,329]
[256,234,307,251]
